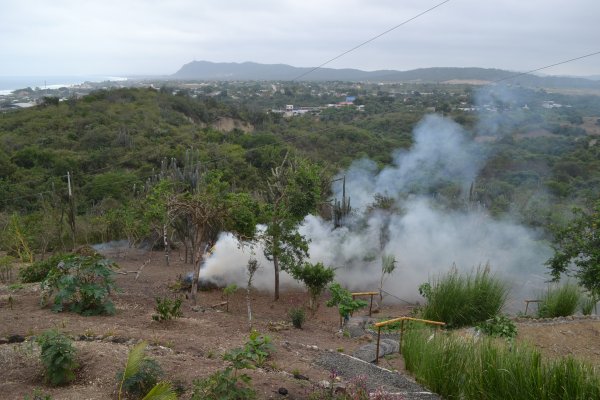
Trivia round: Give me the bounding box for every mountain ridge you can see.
[172,60,600,89]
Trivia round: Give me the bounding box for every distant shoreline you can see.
[0,76,128,95]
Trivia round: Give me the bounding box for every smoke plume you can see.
[201,114,552,308]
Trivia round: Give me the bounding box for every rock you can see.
[0,337,8,344]
[319,380,331,389]
[112,336,128,344]
[293,373,309,381]
[8,334,25,343]
[278,387,288,395]
[191,305,205,312]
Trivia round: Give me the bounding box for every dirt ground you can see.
[1,248,599,399]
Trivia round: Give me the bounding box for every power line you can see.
[292,0,451,81]
[491,50,600,84]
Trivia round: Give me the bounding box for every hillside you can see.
[172,61,600,89]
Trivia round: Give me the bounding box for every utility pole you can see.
[67,172,76,248]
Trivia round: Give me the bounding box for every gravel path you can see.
[315,350,439,399]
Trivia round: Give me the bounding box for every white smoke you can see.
[201,114,552,309]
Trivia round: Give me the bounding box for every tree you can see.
[379,254,397,303]
[291,262,335,311]
[261,155,321,301]
[546,202,600,296]
[168,173,257,303]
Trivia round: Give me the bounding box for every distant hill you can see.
[172,61,600,89]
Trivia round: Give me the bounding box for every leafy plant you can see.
[243,330,273,367]
[420,265,509,328]
[191,338,261,400]
[19,254,66,283]
[537,282,581,318]
[288,307,306,329]
[223,284,237,312]
[477,314,517,339]
[23,389,53,400]
[291,261,335,311]
[0,255,15,283]
[326,282,368,324]
[36,330,78,386]
[40,254,118,316]
[117,341,176,400]
[152,296,183,322]
[379,254,396,303]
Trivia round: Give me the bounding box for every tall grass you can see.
[580,293,597,316]
[537,283,581,318]
[403,329,600,399]
[420,266,509,328]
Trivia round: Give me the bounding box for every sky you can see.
[1,0,599,77]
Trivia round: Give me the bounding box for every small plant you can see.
[152,296,183,322]
[289,307,306,329]
[36,330,78,386]
[291,262,335,311]
[537,282,581,318]
[326,282,368,325]
[23,389,53,400]
[19,254,65,283]
[379,254,397,303]
[40,254,118,316]
[477,314,517,339]
[580,293,597,315]
[0,255,15,283]
[192,343,258,399]
[117,341,176,400]
[223,284,237,312]
[243,330,273,367]
[9,283,24,291]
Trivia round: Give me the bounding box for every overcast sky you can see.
[1,0,599,77]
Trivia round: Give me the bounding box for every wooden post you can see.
[369,294,373,317]
[399,319,405,354]
[375,326,381,364]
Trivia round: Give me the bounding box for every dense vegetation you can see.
[0,84,599,263]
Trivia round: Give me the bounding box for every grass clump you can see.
[36,330,78,386]
[537,282,581,318]
[288,307,306,329]
[420,265,508,328]
[403,328,600,399]
[580,293,598,315]
[19,254,65,283]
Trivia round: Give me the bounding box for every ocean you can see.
[0,76,128,95]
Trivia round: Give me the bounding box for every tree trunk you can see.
[163,224,169,267]
[273,254,280,301]
[246,285,253,332]
[191,249,204,304]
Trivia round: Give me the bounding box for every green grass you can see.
[402,329,600,399]
[420,266,509,328]
[537,283,581,318]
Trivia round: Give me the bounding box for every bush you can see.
[326,282,368,323]
[152,296,183,322]
[191,367,255,400]
[291,262,335,311]
[243,330,273,367]
[288,307,306,329]
[538,283,581,318]
[403,329,600,399]
[41,254,118,316]
[19,254,65,283]
[420,266,509,328]
[36,330,78,386]
[477,314,517,339]
[116,358,163,398]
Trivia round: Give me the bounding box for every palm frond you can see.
[119,341,148,400]
[142,381,177,400]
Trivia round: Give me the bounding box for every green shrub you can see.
[191,367,255,400]
[152,297,183,322]
[117,341,176,400]
[402,329,600,399]
[538,283,581,318]
[420,266,509,328]
[117,358,163,398]
[223,284,237,312]
[326,282,368,322]
[36,330,78,386]
[19,254,65,283]
[243,330,273,367]
[291,262,335,311]
[288,307,306,329]
[23,389,53,400]
[41,254,118,315]
[477,314,517,339]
